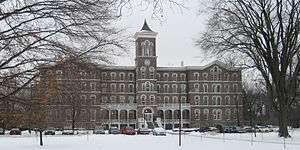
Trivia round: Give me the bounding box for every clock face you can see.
[144,59,150,66]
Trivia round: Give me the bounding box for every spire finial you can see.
[141,19,153,32]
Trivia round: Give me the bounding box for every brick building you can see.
[40,21,243,130]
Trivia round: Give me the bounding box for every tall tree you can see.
[0,0,127,104]
[197,0,300,137]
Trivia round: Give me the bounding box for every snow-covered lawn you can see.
[1,130,300,150]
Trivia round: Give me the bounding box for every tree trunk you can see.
[278,103,290,138]
[39,130,43,146]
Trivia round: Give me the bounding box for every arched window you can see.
[202,72,208,80]
[180,73,186,81]
[203,109,209,120]
[225,109,231,120]
[172,73,178,81]
[225,96,230,105]
[141,95,146,105]
[163,73,169,80]
[140,67,146,78]
[110,72,116,80]
[194,83,200,92]
[119,72,125,80]
[194,95,200,105]
[110,83,116,92]
[203,84,208,93]
[203,96,208,105]
[163,84,169,93]
[180,84,186,93]
[164,96,170,103]
[119,96,125,103]
[172,96,178,103]
[142,40,152,56]
[157,84,161,93]
[194,109,200,120]
[110,96,116,103]
[157,73,161,80]
[194,72,199,80]
[150,95,155,104]
[212,84,221,93]
[129,84,134,93]
[172,84,177,93]
[119,84,125,92]
[129,73,134,81]
[149,67,155,79]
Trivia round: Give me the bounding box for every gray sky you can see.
[114,0,214,67]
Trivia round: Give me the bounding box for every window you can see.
[129,73,134,81]
[163,84,169,93]
[90,109,96,121]
[110,96,116,103]
[203,109,209,120]
[102,96,108,103]
[194,96,200,105]
[180,73,186,81]
[180,84,186,93]
[150,95,155,104]
[149,67,155,79]
[140,67,146,78]
[101,72,107,80]
[172,96,178,103]
[110,83,117,92]
[157,73,161,80]
[163,73,169,80]
[202,73,208,80]
[111,72,116,80]
[193,72,199,80]
[172,73,178,81]
[203,84,208,93]
[224,73,229,81]
[211,66,222,80]
[129,84,134,93]
[225,96,230,105]
[90,82,96,91]
[120,84,125,92]
[225,109,231,120]
[212,84,221,93]
[129,96,135,103]
[141,95,146,105]
[181,96,187,103]
[81,95,87,105]
[194,83,200,92]
[232,73,238,81]
[213,109,222,120]
[142,40,152,56]
[194,109,200,120]
[82,82,87,90]
[224,84,230,93]
[90,95,96,105]
[164,96,170,103]
[172,84,177,93]
[157,84,161,93]
[120,96,125,103]
[101,83,107,92]
[233,84,238,92]
[212,96,221,105]
[203,96,208,105]
[143,81,153,91]
[119,72,125,80]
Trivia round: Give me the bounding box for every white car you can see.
[153,128,166,136]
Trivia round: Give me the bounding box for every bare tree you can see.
[0,0,127,104]
[197,0,300,137]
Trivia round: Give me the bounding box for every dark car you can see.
[198,127,209,132]
[137,128,151,135]
[10,128,21,135]
[0,128,5,135]
[121,127,136,135]
[45,128,56,135]
[109,127,120,134]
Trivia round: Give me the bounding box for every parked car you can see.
[62,129,74,135]
[243,126,255,133]
[137,128,151,135]
[0,128,5,135]
[121,127,136,135]
[93,127,105,134]
[10,128,21,135]
[109,127,120,134]
[45,128,56,135]
[198,127,209,132]
[77,128,89,135]
[153,127,166,136]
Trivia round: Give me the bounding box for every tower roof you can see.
[141,20,153,32]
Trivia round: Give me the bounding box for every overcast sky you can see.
[114,0,214,67]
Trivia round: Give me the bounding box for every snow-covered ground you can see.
[1,130,300,150]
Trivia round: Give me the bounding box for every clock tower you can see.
[134,20,158,127]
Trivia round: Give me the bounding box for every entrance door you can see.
[143,108,153,122]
